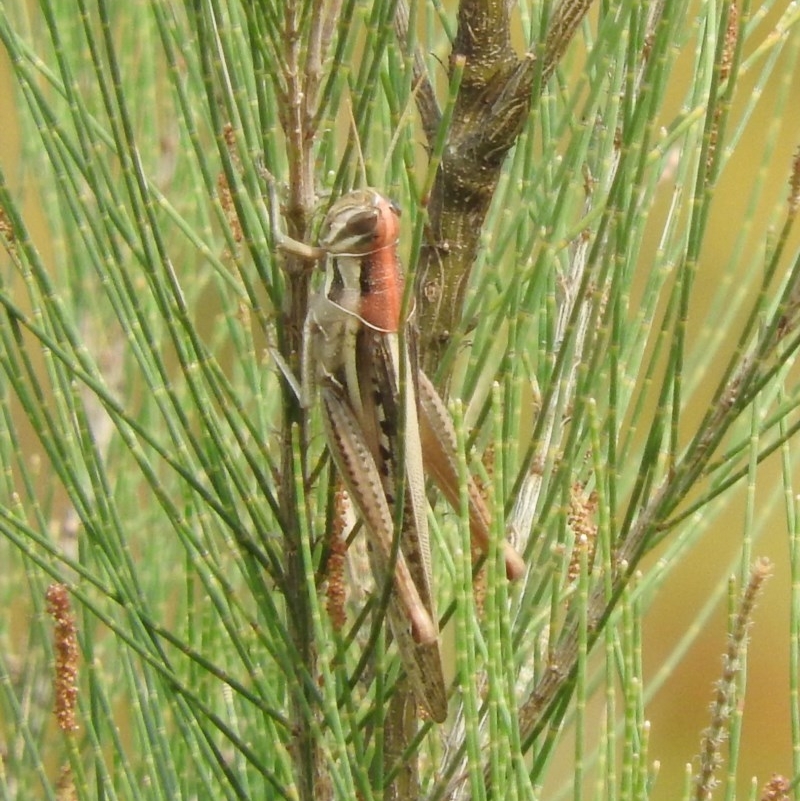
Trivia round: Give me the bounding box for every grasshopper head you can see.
[319,189,401,256]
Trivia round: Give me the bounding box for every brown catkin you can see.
[45,583,79,735]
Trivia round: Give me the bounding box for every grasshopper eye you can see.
[343,208,381,239]
[320,208,379,254]
[319,190,402,255]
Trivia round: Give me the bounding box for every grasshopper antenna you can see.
[344,95,368,188]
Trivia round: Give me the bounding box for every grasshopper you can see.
[276,188,524,722]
